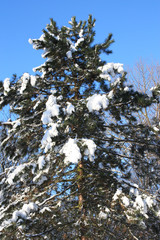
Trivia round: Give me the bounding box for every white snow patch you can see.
[122,196,130,207]
[108,90,114,99]
[30,75,37,86]
[98,63,124,80]
[133,195,147,214]
[82,139,96,161]
[41,95,60,124]
[20,73,30,94]
[60,138,81,164]
[66,102,75,115]
[3,78,10,95]
[99,211,108,219]
[66,50,72,59]
[7,164,26,185]
[12,202,38,222]
[124,86,129,92]
[112,188,122,201]
[87,94,108,112]
[40,207,51,214]
[38,155,46,170]
[41,123,58,152]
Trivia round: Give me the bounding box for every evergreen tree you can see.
[0,16,159,239]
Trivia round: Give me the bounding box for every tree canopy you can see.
[0,15,160,240]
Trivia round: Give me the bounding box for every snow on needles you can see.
[60,138,97,164]
[98,63,124,80]
[12,202,38,222]
[3,78,10,95]
[41,95,60,124]
[60,138,81,165]
[87,94,108,112]
[66,28,84,59]
[82,139,96,161]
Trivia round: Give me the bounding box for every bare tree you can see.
[127,59,160,193]
[127,59,160,125]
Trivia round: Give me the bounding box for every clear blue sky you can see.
[0,0,160,81]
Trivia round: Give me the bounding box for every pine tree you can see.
[0,15,159,239]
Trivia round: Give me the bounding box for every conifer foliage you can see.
[0,16,160,239]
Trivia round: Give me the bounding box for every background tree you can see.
[127,60,160,193]
[0,16,159,240]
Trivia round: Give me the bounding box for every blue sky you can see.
[0,0,160,81]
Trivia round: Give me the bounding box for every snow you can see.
[145,196,154,208]
[112,188,122,201]
[12,202,38,222]
[66,102,75,115]
[99,211,108,219]
[108,90,114,99]
[82,139,96,161]
[133,195,147,214]
[38,155,46,170]
[40,207,51,214]
[153,126,159,132]
[122,196,130,207]
[66,35,84,58]
[41,95,60,124]
[7,164,26,185]
[33,174,47,185]
[3,78,10,95]
[30,75,37,86]
[41,123,59,152]
[20,73,30,94]
[13,119,21,129]
[66,50,72,59]
[98,207,110,219]
[28,38,33,44]
[79,29,83,38]
[87,94,108,112]
[60,138,81,164]
[124,86,129,92]
[12,210,27,222]
[98,63,124,80]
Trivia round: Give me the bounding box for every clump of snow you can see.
[41,95,60,124]
[87,94,108,112]
[33,174,47,185]
[79,29,83,38]
[30,75,37,86]
[12,202,38,222]
[108,90,114,99]
[38,155,46,170]
[124,86,129,92]
[98,63,124,80]
[99,211,108,219]
[153,126,159,132]
[12,210,27,222]
[66,50,72,59]
[98,207,110,219]
[112,188,122,201]
[122,196,130,207]
[40,207,51,214]
[3,78,10,95]
[13,119,21,129]
[82,139,96,161]
[133,195,147,215]
[41,123,59,152]
[20,73,30,94]
[66,102,75,115]
[7,164,27,185]
[66,35,84,59]
[60,138,81,164]
[145,196,155,208]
